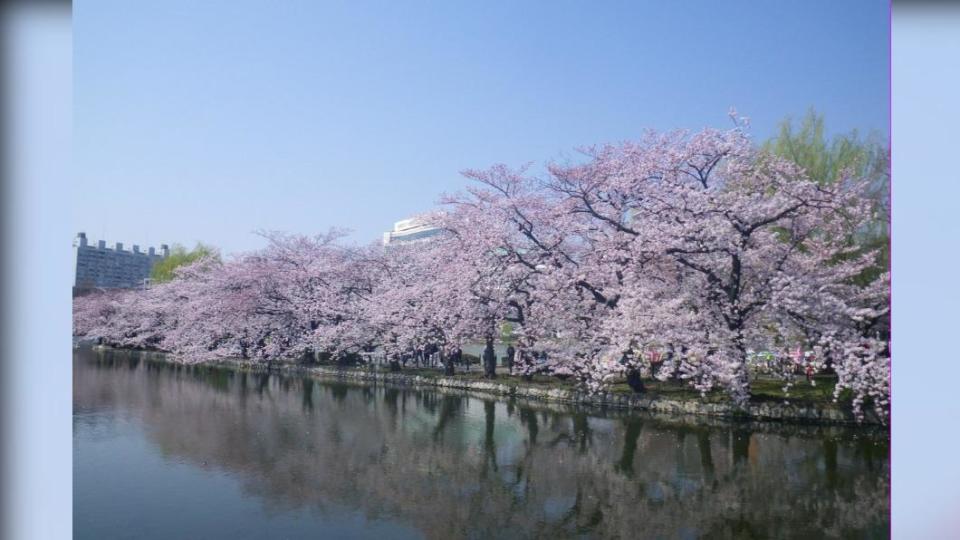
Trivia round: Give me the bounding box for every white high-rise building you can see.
[382,217,441,246]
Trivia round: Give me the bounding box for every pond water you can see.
[74,345,889,539]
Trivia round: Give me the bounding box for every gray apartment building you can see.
[74,232,168,292]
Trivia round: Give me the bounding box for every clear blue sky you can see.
[74,0,889,255]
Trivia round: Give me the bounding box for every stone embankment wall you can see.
[82,344,879,426]
[213,358,879,426]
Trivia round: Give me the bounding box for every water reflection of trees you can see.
[75,348,889,539]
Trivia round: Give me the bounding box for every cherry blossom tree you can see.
[537,123,886,419]
[361,240,456,371]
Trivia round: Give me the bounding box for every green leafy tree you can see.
[763,110,889,284]
[150,243,219,284]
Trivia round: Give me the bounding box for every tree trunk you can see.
[482,337,497,379]
[731,331,752,402]
[443,352,455,376]
[626,368,645,393]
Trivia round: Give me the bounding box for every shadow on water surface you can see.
[74,346,889,540]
